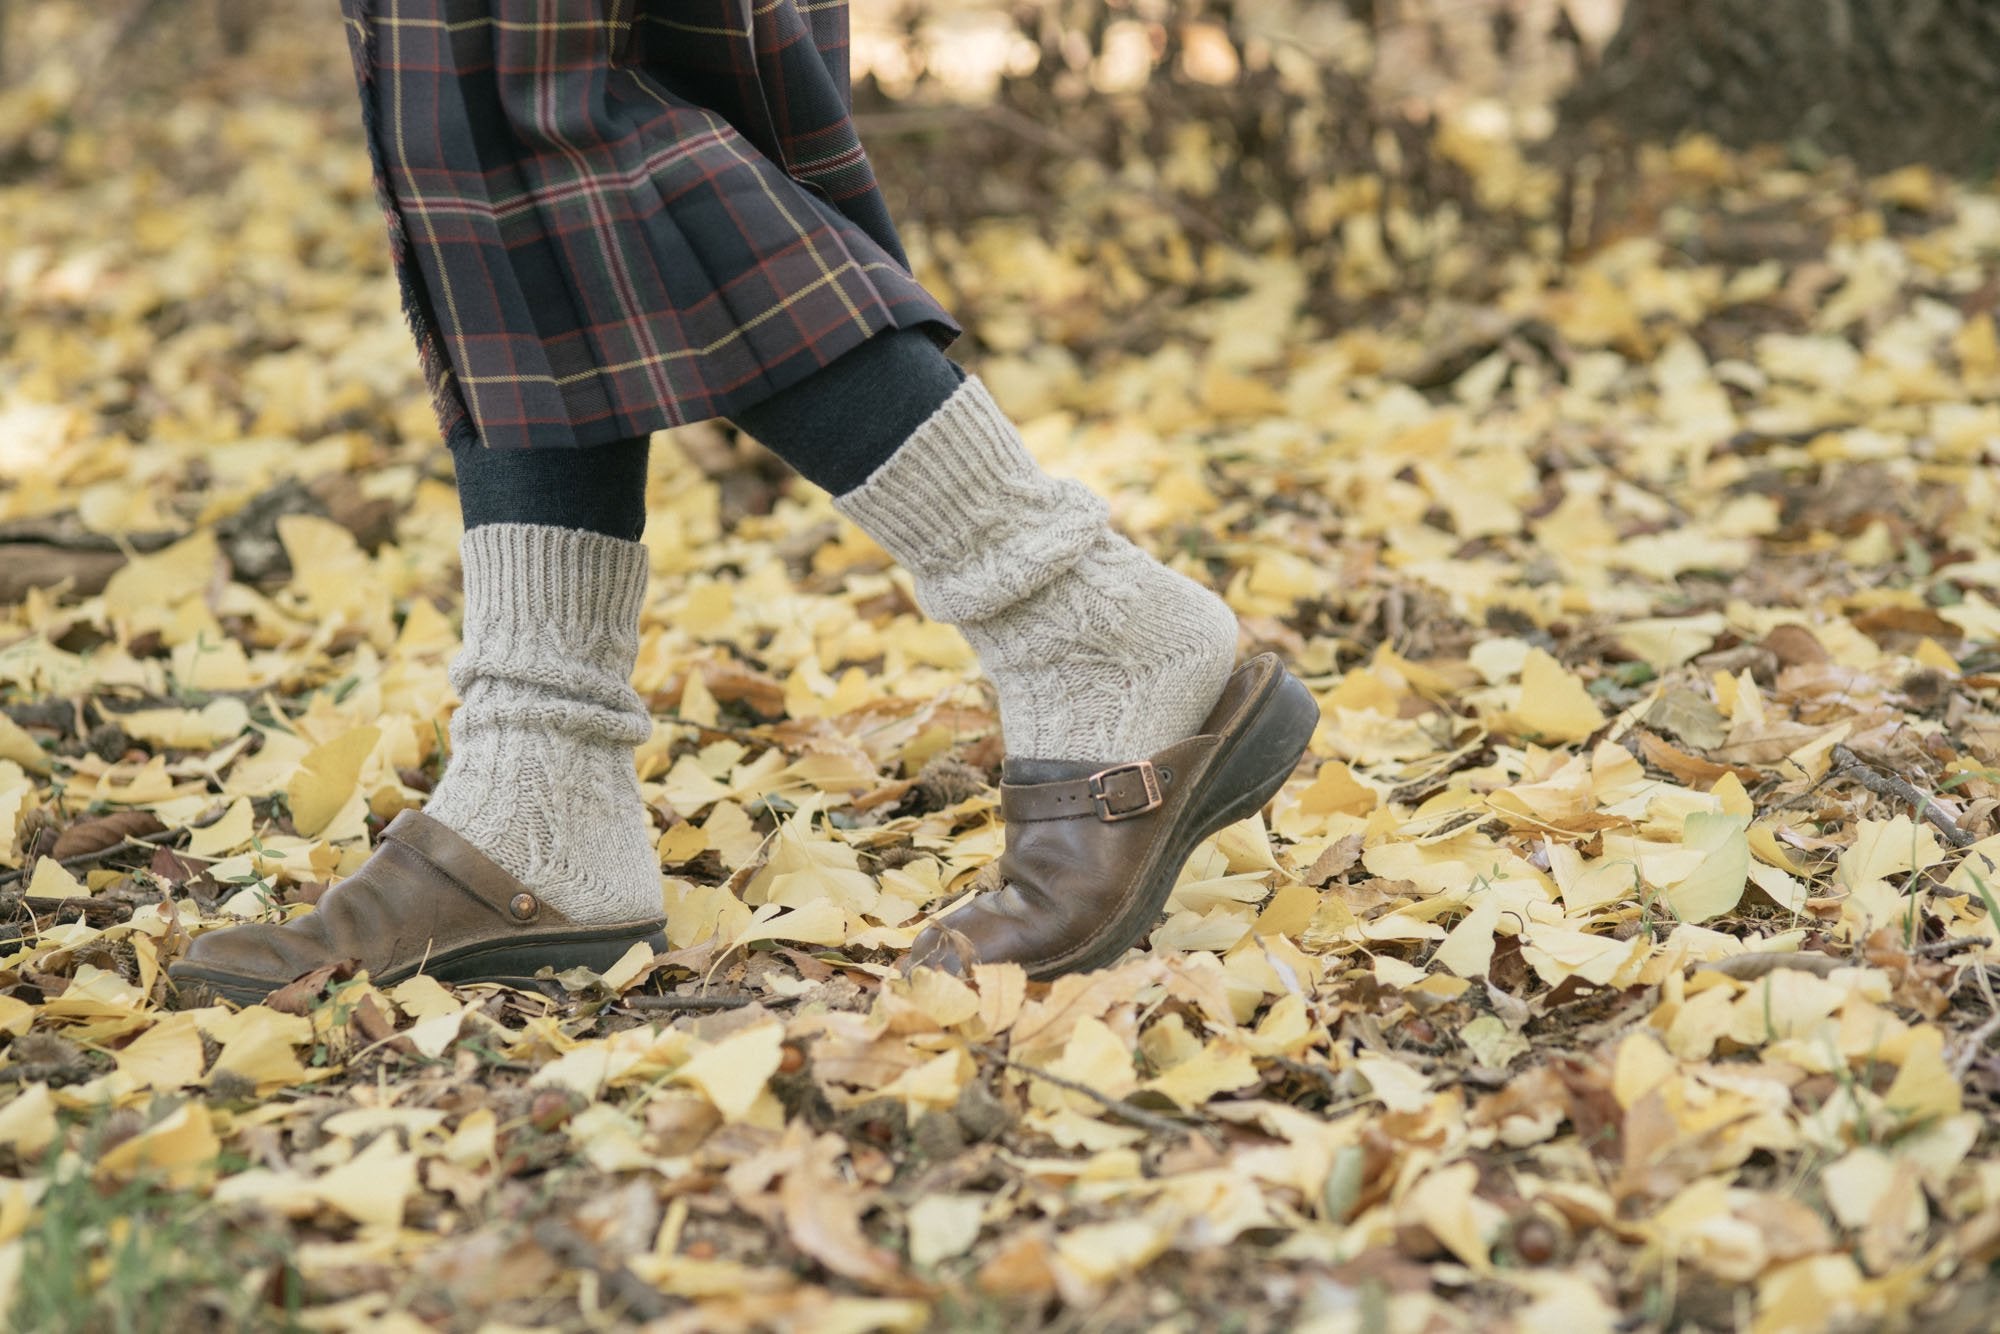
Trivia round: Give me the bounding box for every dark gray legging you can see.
[448,328,964,540]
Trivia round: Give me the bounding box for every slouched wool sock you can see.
[422,524,663,925]
[833,377,1240,765]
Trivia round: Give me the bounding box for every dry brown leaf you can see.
[49,810,166,861]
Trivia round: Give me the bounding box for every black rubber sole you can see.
[1030,668,1321,979]
[170,926,669,1008]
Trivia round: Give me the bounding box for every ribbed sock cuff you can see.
[458,523,649,654]
[831,377,1109,624]
[452,524,651,735]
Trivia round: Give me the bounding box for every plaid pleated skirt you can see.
[339,0,959,451]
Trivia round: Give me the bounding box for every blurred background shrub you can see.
[2,0,1996,362]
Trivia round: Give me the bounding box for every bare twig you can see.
[1916,936,1992,959]
[1754,767,1839,820]
[656,717,776,745]
[1830,744,1977,848]
[1950,1011,2000,1080]
[0,828,185,890]
[1269,1053,1344,1099]
[971,1041,1220,1146]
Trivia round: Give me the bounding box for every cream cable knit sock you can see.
[833,377,1240,764]
[423,524,663,925]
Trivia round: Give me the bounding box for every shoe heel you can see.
[1054,670,1321,977]
[1201,669,1320,830]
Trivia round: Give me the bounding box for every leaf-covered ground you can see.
[3,7,2000,1333]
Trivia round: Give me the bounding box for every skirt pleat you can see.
[340,0,958,451]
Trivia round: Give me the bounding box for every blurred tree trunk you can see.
[1564,0,2000,174]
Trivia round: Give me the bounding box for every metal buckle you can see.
[1088,760,1163,822]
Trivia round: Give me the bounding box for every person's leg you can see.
[734,331,1240,766]
[170,442,667,1002]
[451,435,650,541]
[732,328,964,497]
[416,438,661,926]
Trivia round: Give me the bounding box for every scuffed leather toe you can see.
[180,923,330,986]
[904,922,977,978]
[167,810,667,1006]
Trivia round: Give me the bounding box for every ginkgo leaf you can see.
[0,1085,57,1157]
[0,714,51,775]
[95,1103,219,1189]
[907,1194,985,1268]
[286,725,380,838]
[674,1022,786,1122]
[1509,649,1604,744]
[187,797,255,858]
[1433,895,1503,978]
[1666,811,1750,923]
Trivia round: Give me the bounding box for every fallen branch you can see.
[621,992,760,1013]
[972,1041,1219,1146]
[0,515,184,602]
[1831,744,1977,848]
[1699,951,1846,980]
[0,515,180,552]
[1703,937,1991,983]
[5,895,126,929]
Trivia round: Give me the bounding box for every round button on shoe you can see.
[509,892,538,921]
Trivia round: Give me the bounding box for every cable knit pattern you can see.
[835,377,1240,763]
[832,378,1110,625]
[422,524,663,925]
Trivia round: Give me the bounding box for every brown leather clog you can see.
[905,653,1319,980]
[167,810,667,1006]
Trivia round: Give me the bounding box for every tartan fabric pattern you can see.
[339,0,958,451]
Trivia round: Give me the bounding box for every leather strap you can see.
[374,808,555,912]
[1000,734,1217,823]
